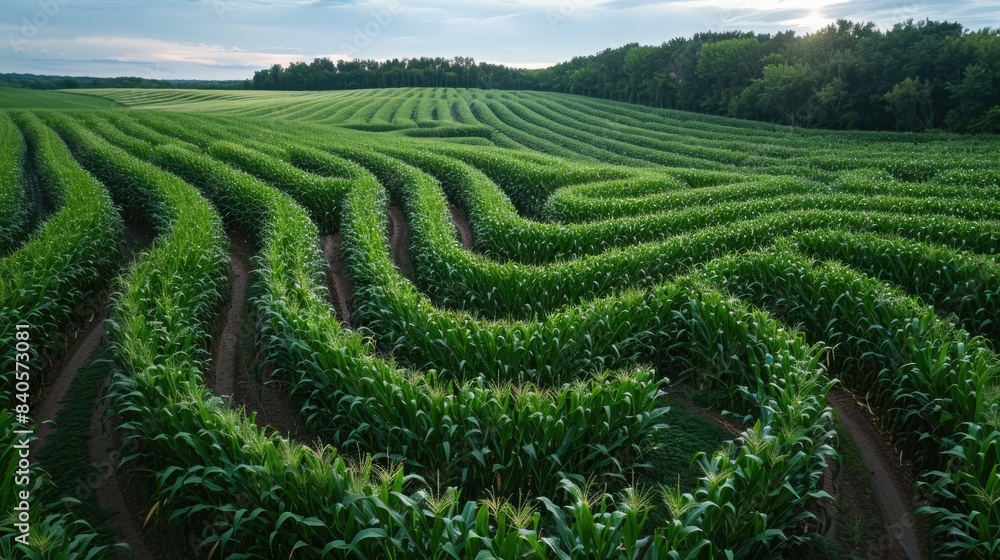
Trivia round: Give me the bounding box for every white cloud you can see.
[0,0,991,79]
[4,35,346,77]
[479,59,554,69]
[439,13,526,27]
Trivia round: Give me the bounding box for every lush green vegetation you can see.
[2,85,999,559]
[12,17,998,132]
[0,112,28,252]
[1,111,122,560]
[253,19,1000,132]
[0,87,121,110]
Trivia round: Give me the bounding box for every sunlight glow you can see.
[782,9,836,33]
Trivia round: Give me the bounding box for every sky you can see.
[1,0,998,80]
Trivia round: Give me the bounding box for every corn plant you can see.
[29,87,1000,559]
[0,112,28,252]
[0,111,121,560]
[0,111,121,382]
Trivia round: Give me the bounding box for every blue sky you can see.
[2,0,998,80]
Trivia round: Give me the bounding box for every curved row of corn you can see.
[2,87,999,558]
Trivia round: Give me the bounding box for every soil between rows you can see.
[826,387,930,560]
[206,234,253,397]
[28,223,165,559]
[449,204,474,250]
[212,232,302,440]
[322,233,354,327]
[388,205,417,281]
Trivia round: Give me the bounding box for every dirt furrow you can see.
[31,310,106,451]
[213,233,303,441]
[448,204,474,250]
[208,236,253,397]
[828,387,928,560]
[388,205,416,281]
[322,234,354,327]
[34,221,154,451]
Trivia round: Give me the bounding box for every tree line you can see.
[254,19,1000,133]
[252,57,534,91]
[530,19,1000,133]
[0,73,251,91]
[8,18,998,133]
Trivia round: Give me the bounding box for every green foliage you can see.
[0,112,28,252]
[883,76,935,131]
[754,64,822,126]
[0,87,121,110]
[233,19,1000,133]
[23,97,847,558]
[0,110,121,559]
[704,248,1000,555]
[13,84,1000,558]
[697,37,766,113]
[0,110,121,380]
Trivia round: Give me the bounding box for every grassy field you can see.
[0,87,121,109]
[2,87,998,560]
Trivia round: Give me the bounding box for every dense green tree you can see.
[696,37,765,113]
[971,106,1000,133]
[815,77,857,129]
[883,76,935,131]
[754,64,822,126]
[624,45,657,104]
[946,64,997,131]
[241,22,1000,133]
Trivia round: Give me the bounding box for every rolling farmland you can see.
[2,87,1000,559]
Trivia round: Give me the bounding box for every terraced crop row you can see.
[3,87,1000,559]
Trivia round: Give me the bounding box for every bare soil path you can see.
[32,222,164,559]
[388,206,416,281]
[211,233,303,441]
[448,204,474,250]
[207,235,253,397]
[322,234,354,327]
[32,310,106,450]
[828,387,928,560]
[33,220,157,446]
[30,310,164,560]
[32,220,155,453]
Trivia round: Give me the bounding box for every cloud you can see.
[439,13,526,27]
[4,35,341,76]
[0,0,990,79]
[479,59,554,70]
[298,0,362,8]
[596,0,684,9]
[202,62,270,69]
[85,57,158,64]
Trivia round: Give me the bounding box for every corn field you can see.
[2,87,1000,559]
